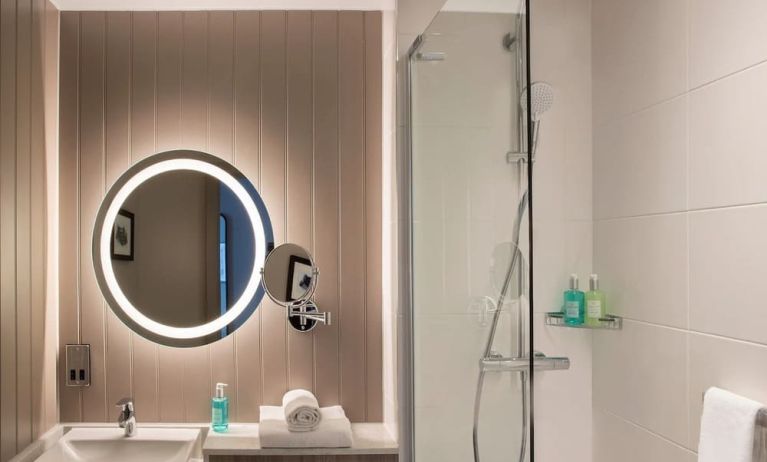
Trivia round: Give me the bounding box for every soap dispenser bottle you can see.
[585,273,606,326]
[212,383,229,432]
[563,274,585,325]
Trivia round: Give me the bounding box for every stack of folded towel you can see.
[259,389,353,448]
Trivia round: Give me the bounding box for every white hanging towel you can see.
[698,387,763,462]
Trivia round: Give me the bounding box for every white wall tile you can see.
[592,0,687,124]
[594,97,687,219]
[593,321,689,446]
[594,410,696,462]
[689,0,767,88]
[688,332,767,450]
[689,204,767,344]
[689,63,767,209]
[594,214,688,328]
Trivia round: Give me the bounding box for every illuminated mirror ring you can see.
[92,150,274,347]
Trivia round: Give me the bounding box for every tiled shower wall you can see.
[58,10,384,424]
[0,1,59,461]
[592,0,767,460]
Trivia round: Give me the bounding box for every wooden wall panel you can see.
[57,9,82,425]
[286,10,314,393]
[338,11,366,423]
[233,11,262,423]
[58,10,384,424]
[0,0,19,456]
[77,11,107,423]
[311,12,340,408]
[1,1,59,460]
[363,11,384,423]
[154,11,183,423]
[259,10,289,408]
[103,11,133,417]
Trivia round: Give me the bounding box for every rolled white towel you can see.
[282,389,321,432]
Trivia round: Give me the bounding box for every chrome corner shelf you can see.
[545,312,622,330]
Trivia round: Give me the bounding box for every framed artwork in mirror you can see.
[286,255,313,301]
[111,209,134,261]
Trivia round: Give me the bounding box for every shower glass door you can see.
[408,3,534,461]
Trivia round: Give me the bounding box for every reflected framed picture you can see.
[111,209,134,261]
[286,255,313,301]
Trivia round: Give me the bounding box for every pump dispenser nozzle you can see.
[215,383,228,398]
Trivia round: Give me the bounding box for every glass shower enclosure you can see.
[406,2,570,461]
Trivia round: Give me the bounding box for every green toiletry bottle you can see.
[585,274,606,327]
[212,383,229,432]
[563,273,585,325]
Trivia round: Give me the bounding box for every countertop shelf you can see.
[202,423,398,457]
[545,311,622,330]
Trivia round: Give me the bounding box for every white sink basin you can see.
[34,427,200,462]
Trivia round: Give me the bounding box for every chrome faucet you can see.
[115,398,136,437]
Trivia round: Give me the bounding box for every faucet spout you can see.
[116,398,136,437]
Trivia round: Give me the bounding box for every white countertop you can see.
[202,423,398,456]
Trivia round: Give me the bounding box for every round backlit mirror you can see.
[92,150,273,347]
[262,243,318,306]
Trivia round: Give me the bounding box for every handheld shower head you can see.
[520,81,554,121]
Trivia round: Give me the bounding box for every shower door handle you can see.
[480,352,570,373]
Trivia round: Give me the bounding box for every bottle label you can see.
[565,301,580,319]
[212,407,222,424]
[587,300,602,318]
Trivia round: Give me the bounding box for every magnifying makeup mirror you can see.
[261,243,330,332]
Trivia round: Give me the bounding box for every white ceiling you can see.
[52,0,394,11]
[442,0,523,13]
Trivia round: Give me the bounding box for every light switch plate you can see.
[65,344,90,387]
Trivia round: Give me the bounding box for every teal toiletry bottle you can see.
[563,274,585,325]
[585,274,606,327]
[212,383,229,432]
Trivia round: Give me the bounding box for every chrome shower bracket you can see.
[506,151,534,164]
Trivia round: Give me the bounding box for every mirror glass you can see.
[112,170,255,328]
[262,243,316,305]
[92,150,273,347]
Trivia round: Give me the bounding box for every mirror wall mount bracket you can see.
[91,150,274,347]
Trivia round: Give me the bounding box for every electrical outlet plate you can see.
[65,344,91,387]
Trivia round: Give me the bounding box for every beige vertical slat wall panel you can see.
[0,1,57,458]
[29,0,47,439]
[130,12,157,162]
[338,11,367,423]
[104,12,133,417]
[0,0,18,457]
[58,11,82,424]
[43,0,60,432]
[131,11,161,422]
[233,10,263,423]
[154,11,183,423]
[259,10,289,407]
[311,11,340,408]
[286,11,315,392]
[180,11,214,423]
[156,12,182,152]
[15,0,33,450]
[78,11,107,423]
[208,10,238,420]
[363,11,383,422]
[59,10,383,424]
